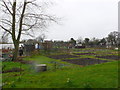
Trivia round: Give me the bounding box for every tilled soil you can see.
[2,67,24,73]
[62,58,110,66]
[96,55,120,60]
[73,53,96,55]
[48,54,79,59]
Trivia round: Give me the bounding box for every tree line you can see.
[76,31,119,48]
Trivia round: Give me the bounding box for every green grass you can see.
[2,60,118,88]
[2,48,119,88]
[2,61,31,71]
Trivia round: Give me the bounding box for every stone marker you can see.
[35,64,47,72]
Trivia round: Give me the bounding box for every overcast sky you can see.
[0,0,119,42]
[40,0,119,41]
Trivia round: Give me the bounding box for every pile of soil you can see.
[48,54,79,59]
[73,53,96,55]
[62,58,110,66]
[96,55,120,60]
[2,67,23,73]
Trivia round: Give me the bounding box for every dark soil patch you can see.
[14,59,34,64]
[62,58,110,66]
[2,67,24,73]
[48,54,79,59]
[13,58,34,64]
[73,53,96,55]
[96,55,120,60]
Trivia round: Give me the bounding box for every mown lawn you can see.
[2,56,118,88]
[2,48,119,88]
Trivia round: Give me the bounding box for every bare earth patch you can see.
[2,67,24,73]
[14,59,34,64]
[13,57,34,64]
[73,53,96,55]
[96,55,120,60]
[62,58,110,66]
[48,54,79,59]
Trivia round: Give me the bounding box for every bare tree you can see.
[77,37,83,44]
[0,0,58,61]
[36,33,46,43]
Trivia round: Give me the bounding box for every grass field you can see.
[2,48,119,88]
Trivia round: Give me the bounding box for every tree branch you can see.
[22,19,38,31]
[2,0,13,15]
[17,0,27,41]
[21,32,34,37]
[0,25,12,35]
[1,19,12,24]
[24,13,58,23]
[1,20,12,26]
